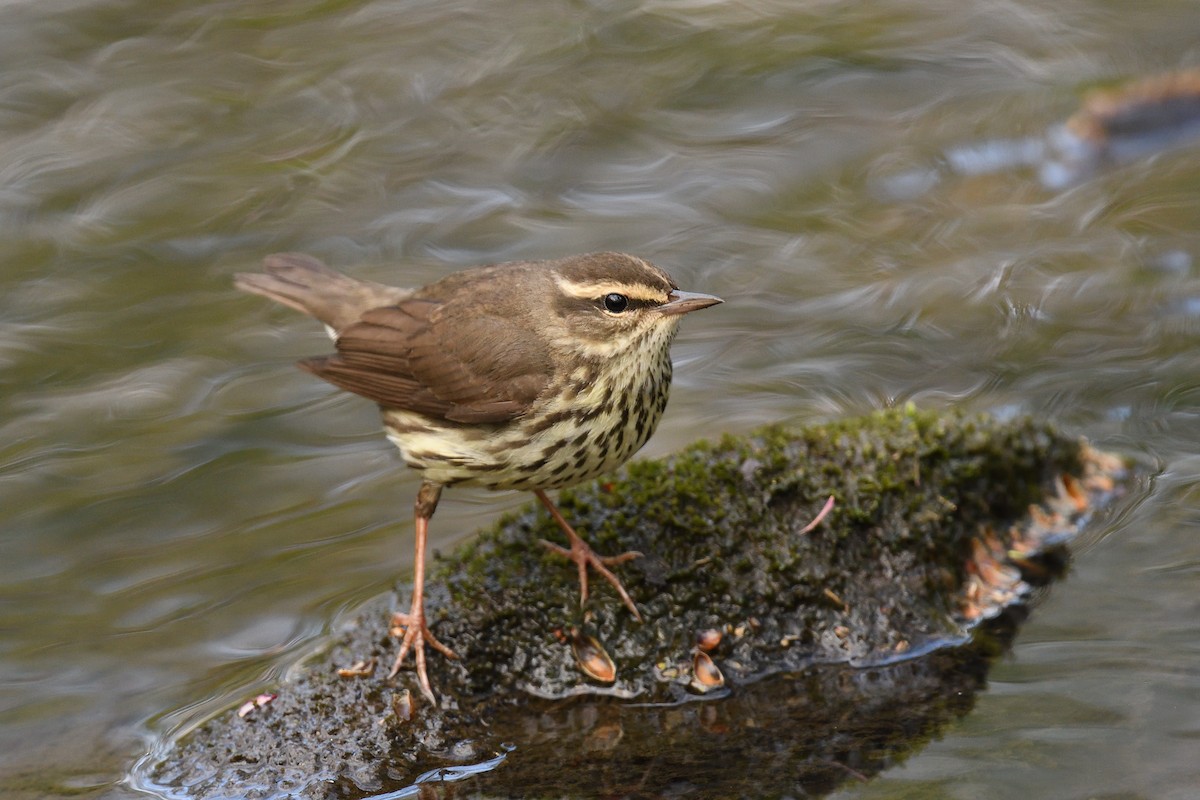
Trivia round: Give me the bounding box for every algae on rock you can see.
[145,407,1129,800]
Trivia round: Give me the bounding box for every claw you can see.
[535,490,644,621]
[389,609,458,704]
[387,481,458,704]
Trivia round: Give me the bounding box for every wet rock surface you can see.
[142,408,1132,799]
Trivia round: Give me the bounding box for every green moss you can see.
[428,407,1085,698]
[154,408,1122,800]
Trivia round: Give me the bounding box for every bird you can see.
[234,250,722,702]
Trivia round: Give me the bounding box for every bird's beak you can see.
[657,290,723,316]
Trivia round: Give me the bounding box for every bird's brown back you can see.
[235,251,689,427]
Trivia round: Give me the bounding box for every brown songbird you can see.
[234,251,722,702]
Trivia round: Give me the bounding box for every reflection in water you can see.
[129,614,1045,799]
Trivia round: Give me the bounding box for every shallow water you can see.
[2,1,1198,798]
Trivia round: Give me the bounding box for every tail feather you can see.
[234,253,412,333]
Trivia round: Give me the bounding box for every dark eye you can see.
[603,293,629,313]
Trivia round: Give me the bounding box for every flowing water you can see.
[2,1,1198,798]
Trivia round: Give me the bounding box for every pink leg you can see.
[534,489,643,621]
[388,481,457,703]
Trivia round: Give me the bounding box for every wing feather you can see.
[300,297,552,423]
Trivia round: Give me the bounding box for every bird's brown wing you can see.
[299,299,552,424]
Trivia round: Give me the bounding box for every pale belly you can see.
[381,368,671,491]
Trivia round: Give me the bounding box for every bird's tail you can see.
[234,253,411,333]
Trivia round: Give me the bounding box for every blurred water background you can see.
[1,1,1198,798]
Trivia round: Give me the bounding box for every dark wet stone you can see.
[142,408,1134,799]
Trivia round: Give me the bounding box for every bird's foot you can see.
[539,536,644,621]
[388,608,458,704]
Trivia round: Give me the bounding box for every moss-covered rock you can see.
[143,408,1132,799]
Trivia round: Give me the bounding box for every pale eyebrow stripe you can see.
[555,278,666,303]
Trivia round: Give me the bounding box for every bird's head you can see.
[545,252,722,359]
